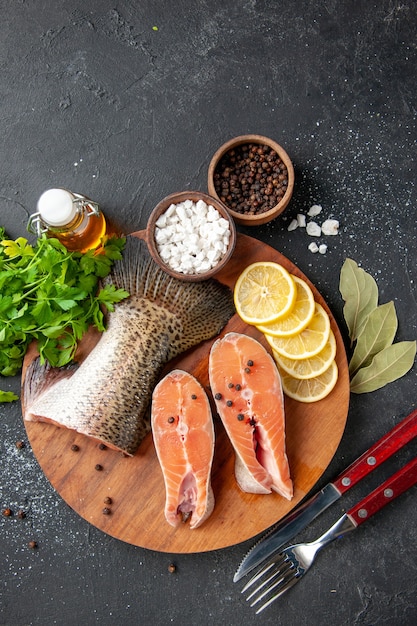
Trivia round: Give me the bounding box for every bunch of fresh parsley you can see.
[0,227,129,402]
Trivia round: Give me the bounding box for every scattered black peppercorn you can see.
[28,540,37,549]
[15,440,25,449]
[98,443,107,450]
[245,367,251,374]
[17,509,26,519]
[228,382,234,388]
[71,444,79,452]
[2,508,12,517]
[235,384,242,391]
[168,416,175,423]
[102,507,111,515]
[226,400,233,407]
[247,360,254,367]
[103,497,112,505]
[168,563,176,573]
[215,393,222,400]
[95,464,103,471]
[237,414,245,421]
[191,394,197,400]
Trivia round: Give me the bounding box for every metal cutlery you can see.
[243,455,417,613]
[234,407,417,582]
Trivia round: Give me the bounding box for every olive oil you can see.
[28,188,107,252]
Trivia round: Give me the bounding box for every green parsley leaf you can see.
[0,390,18,402]
[97,285,130,312]
[0,232,129,399]
[1,237,35,259]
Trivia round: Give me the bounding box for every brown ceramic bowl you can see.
[146,191,236,282]
[208,134,294,226]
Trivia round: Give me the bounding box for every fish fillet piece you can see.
[23,237,234,456]
[151,369,215,529]
[208,332,293,499]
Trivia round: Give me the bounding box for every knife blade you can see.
[234,406,417,582]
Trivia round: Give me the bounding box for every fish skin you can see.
[208,332,293,499]
[23,237,235,456]
[151,369,215,529]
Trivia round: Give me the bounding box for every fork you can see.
[242,455,417,614]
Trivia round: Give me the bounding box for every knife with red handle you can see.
[234,407,417,582]
[332,407,417,495]
[297,454,417,555]
[347,454,417,525]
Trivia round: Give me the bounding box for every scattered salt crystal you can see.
[307,204,322,217]
[321,219,339,235]
[297,214,306,227]
[306,222,321,237]
[319,244,328,254]
[308,242,319,253]
[287,219,298,231]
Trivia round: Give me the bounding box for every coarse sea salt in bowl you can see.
[146,191,237,282]
[208,134,294,226]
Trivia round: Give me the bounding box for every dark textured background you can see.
[1,1,416,624]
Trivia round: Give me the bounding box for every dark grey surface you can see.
[1,1,416,625]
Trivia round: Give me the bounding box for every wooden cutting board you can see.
[22,233,350,553]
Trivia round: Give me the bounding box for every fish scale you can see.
[23,237,235,455]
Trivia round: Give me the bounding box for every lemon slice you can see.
[279,360,338,403]
[265,302,330,359]
[257,276,315,337]
[272,330,336,379]
[234,262,296,325]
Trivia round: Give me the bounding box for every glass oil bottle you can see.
[28,188,107,252]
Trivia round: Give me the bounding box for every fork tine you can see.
[245,559,294,602]
[241,561,275,593]
[248,562,295,605]
[255,572,301,614]
[241,553,289,593]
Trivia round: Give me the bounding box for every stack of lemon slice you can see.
[234,262,338,403]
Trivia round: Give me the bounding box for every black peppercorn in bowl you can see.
[207,134,294,226]
[146,191,236,282]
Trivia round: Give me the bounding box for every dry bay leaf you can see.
[339,258,378,345]
[349,301,398,376]
[350,340,416,394]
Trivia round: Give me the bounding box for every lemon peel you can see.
[278,360,338,403]
[257,276,315,337]
[272,330,336,379]
[265,303,331,360]
[234,261,296,325]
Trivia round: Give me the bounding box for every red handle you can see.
[333,408,417,495]
[348,456,417,526]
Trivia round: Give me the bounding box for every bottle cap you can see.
[37,189,78,227]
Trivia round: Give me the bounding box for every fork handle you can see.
[333,407,417,495]
[348,455,417,527]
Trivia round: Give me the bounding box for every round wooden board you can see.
[22,233,350,553]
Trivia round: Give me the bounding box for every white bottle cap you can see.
[37,188,78,227]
